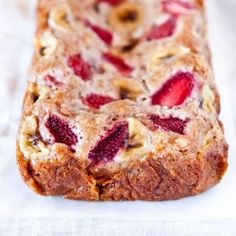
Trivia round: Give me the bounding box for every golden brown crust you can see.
[17,143,99,200]
[16,140,228,200]
[17,144,45,195]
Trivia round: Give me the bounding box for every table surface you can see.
[0,0,236,235]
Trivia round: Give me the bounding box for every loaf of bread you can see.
[17,0,228,200]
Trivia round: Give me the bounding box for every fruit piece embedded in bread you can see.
[16,0,228,200]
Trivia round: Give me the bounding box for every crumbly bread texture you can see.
[17,0,228,200]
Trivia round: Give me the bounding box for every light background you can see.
[0,0,236,235]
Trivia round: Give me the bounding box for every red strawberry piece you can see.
[89,122,128,165]
[147,17,176,41]
[45,114,78,146]
[162,1,192,15]
[44,75,63,88]
[85,21,113,46]
[68,54,92,81]
[82,93,114,109]
[149,114,189,134]
[151,71,194,107]
[102,53,133,75]
[96,0,124,6]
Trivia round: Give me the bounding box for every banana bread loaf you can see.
[17,0,228,200]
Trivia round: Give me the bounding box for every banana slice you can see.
[202,85,215,113]
[175,137,189,151]
[112,77,144,100]
[35,31,58,57]
[26,82,49,107]
[108,2,144,32]
[49,3,73,31]
[19,116,49,159]
[201,124,222,153]
[147,46,190,71]
[28,82,40,97]
[117,118,153,161]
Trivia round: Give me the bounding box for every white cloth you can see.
[0,0,236,235]
[1,218,236,236]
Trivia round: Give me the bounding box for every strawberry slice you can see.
[96,0,124,6]
[102,53,133,75]
[46,114,78,146]
[147,17,176,41]
[162,1,193,15]
[44,75,63,88]
[85,21,113,46]
[89,122,128,165]
[149,114,189,135]
[82,93,114,109]
[151,71,194,107]
[68,54,92,81]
